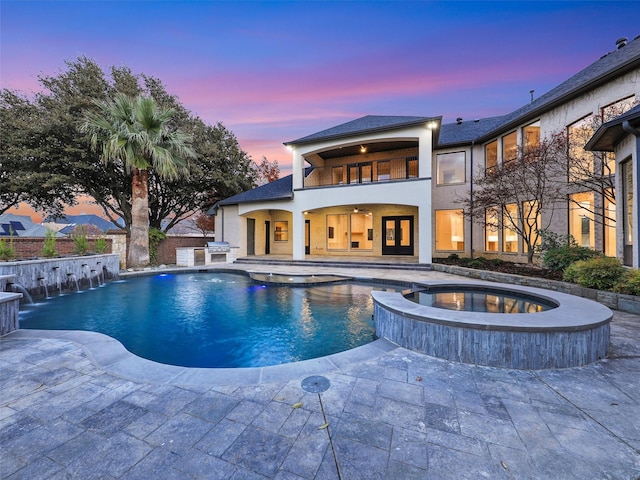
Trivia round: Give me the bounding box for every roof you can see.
[475,36,640,143]
[438,116,507,147]
[43,214,120,232]
[208,173,296,212]
[0,213,33,237]
[285,115,440,146]
[585,103,640,151]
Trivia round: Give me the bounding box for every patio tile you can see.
[145,412,214,452]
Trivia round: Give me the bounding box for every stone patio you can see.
[1,264,639,479]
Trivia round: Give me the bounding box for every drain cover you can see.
[301,375,331,393]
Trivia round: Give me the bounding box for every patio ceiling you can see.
[316,140,417,160]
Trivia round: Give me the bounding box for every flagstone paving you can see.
[1,265,639,479]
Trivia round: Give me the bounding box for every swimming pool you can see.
[19,272,396,368]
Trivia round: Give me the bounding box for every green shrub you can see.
[613,269,640,296]
[94,235,108,254]
[149,227,167,265]
[42,229,58,258]
[0,228,16,261]
[563,257,626,290]
[458,257,472,267]
[447,253,460,260]
[73,226,89,254]
[489,258,505,266]
[537,230,600,272]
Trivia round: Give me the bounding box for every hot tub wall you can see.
[374,303,610,369]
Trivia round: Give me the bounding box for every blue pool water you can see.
[19,272,394,368]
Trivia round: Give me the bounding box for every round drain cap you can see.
[301,375,331,393]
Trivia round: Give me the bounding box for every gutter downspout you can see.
[622,120,640,268]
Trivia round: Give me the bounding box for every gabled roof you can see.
[285,115,440,146]
[0,213,34,237]
[209,173,296,212]
[585,103,640,151]
[475,36,640,143]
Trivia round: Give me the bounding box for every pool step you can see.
[234,258,432,271]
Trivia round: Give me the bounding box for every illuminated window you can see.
[523,121,540,153]
[485,208,499,252]
[332,166,344,185]
[522,200,541,253]
[436,151,466,185]
[274,221,288,242]
[502,131,517,163]
[406,157,418,178]
[569,192,595,248]
[568,115,594,181]
[376,161,390,181]
[622,160,633,266]
[435,210,464,251]
[604,191,616,257]
[503,203,518,252]
[350,213,373,250]
[485,140,497,171]
[327,214,348,250]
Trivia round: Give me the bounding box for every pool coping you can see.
[6,329,400,386]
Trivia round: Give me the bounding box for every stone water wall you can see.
[0,254,120,301]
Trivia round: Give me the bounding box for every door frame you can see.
[381,216,414,255]
[246,218,256,256]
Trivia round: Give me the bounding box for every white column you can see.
[418,199,432,264]
[292,210,306,260]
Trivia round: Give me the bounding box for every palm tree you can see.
[82,93,195,268]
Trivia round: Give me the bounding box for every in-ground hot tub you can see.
[372,281,613,369]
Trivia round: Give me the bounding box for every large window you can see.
[568,115,594,181]
[569,192,594,248]
[327,214,348,250]
[350,213,373,250]
[522,121,540,153]
[503,203,518,252]
[502,131,517,163]
[274,221,288,242]
[436,151,466,185]
[485,140,497,172]
[622,160,633,266]
[485,208,499,252]
[435,210,464,251]
[604,192,616,257]
[406,157,418,178]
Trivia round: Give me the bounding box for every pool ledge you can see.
[373,280,613,369]
[5,329,400,386]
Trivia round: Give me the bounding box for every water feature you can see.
[39,278,50,299]
[67,273,79,292]
[9,283,34,305]
[53,267,62,294]
[19,272,400,368]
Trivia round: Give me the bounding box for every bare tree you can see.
[254,156,280,186]
[460,133,568,263]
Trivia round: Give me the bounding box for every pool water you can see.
[405,287,556,313]
[19,272,395,368]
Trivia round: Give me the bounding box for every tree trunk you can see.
[127,168,150,268]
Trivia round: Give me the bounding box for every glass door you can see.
[382,216,414,255]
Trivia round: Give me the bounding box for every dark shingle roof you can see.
[286,115,440,146]
[475,36,640,142]
[44,214,120,232]
[438,116,507,147]
[210,174,296,211]
[585,103,640,151]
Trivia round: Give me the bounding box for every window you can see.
[435,210,464,251]
[568,115,594,181]
[604,191,616,257]
[361,163,372,183]
[350,213,373,250]
[406,157,418,178]
[332,166,344,185]
[327,214,348,250]
[348,165,359,184]
[436,151,466,185]
[569,192,594,248]
[601,97,635,175]
[522,200,541,253]
[503,203,518,252]
[502,131,517,163]
[485,140,497,172]
[522,121,540,153]
[622,159,633,265]
[376,161,390,181]
[274,221,288,242]
[485,208,499,252]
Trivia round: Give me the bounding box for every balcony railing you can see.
[303,156,418,189]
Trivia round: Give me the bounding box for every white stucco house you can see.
[210,35,640,268]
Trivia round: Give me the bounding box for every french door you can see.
[382,216,414,255]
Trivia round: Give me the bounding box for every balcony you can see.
[303,156,418,189]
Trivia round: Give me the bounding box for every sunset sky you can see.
[2,0,639,180]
